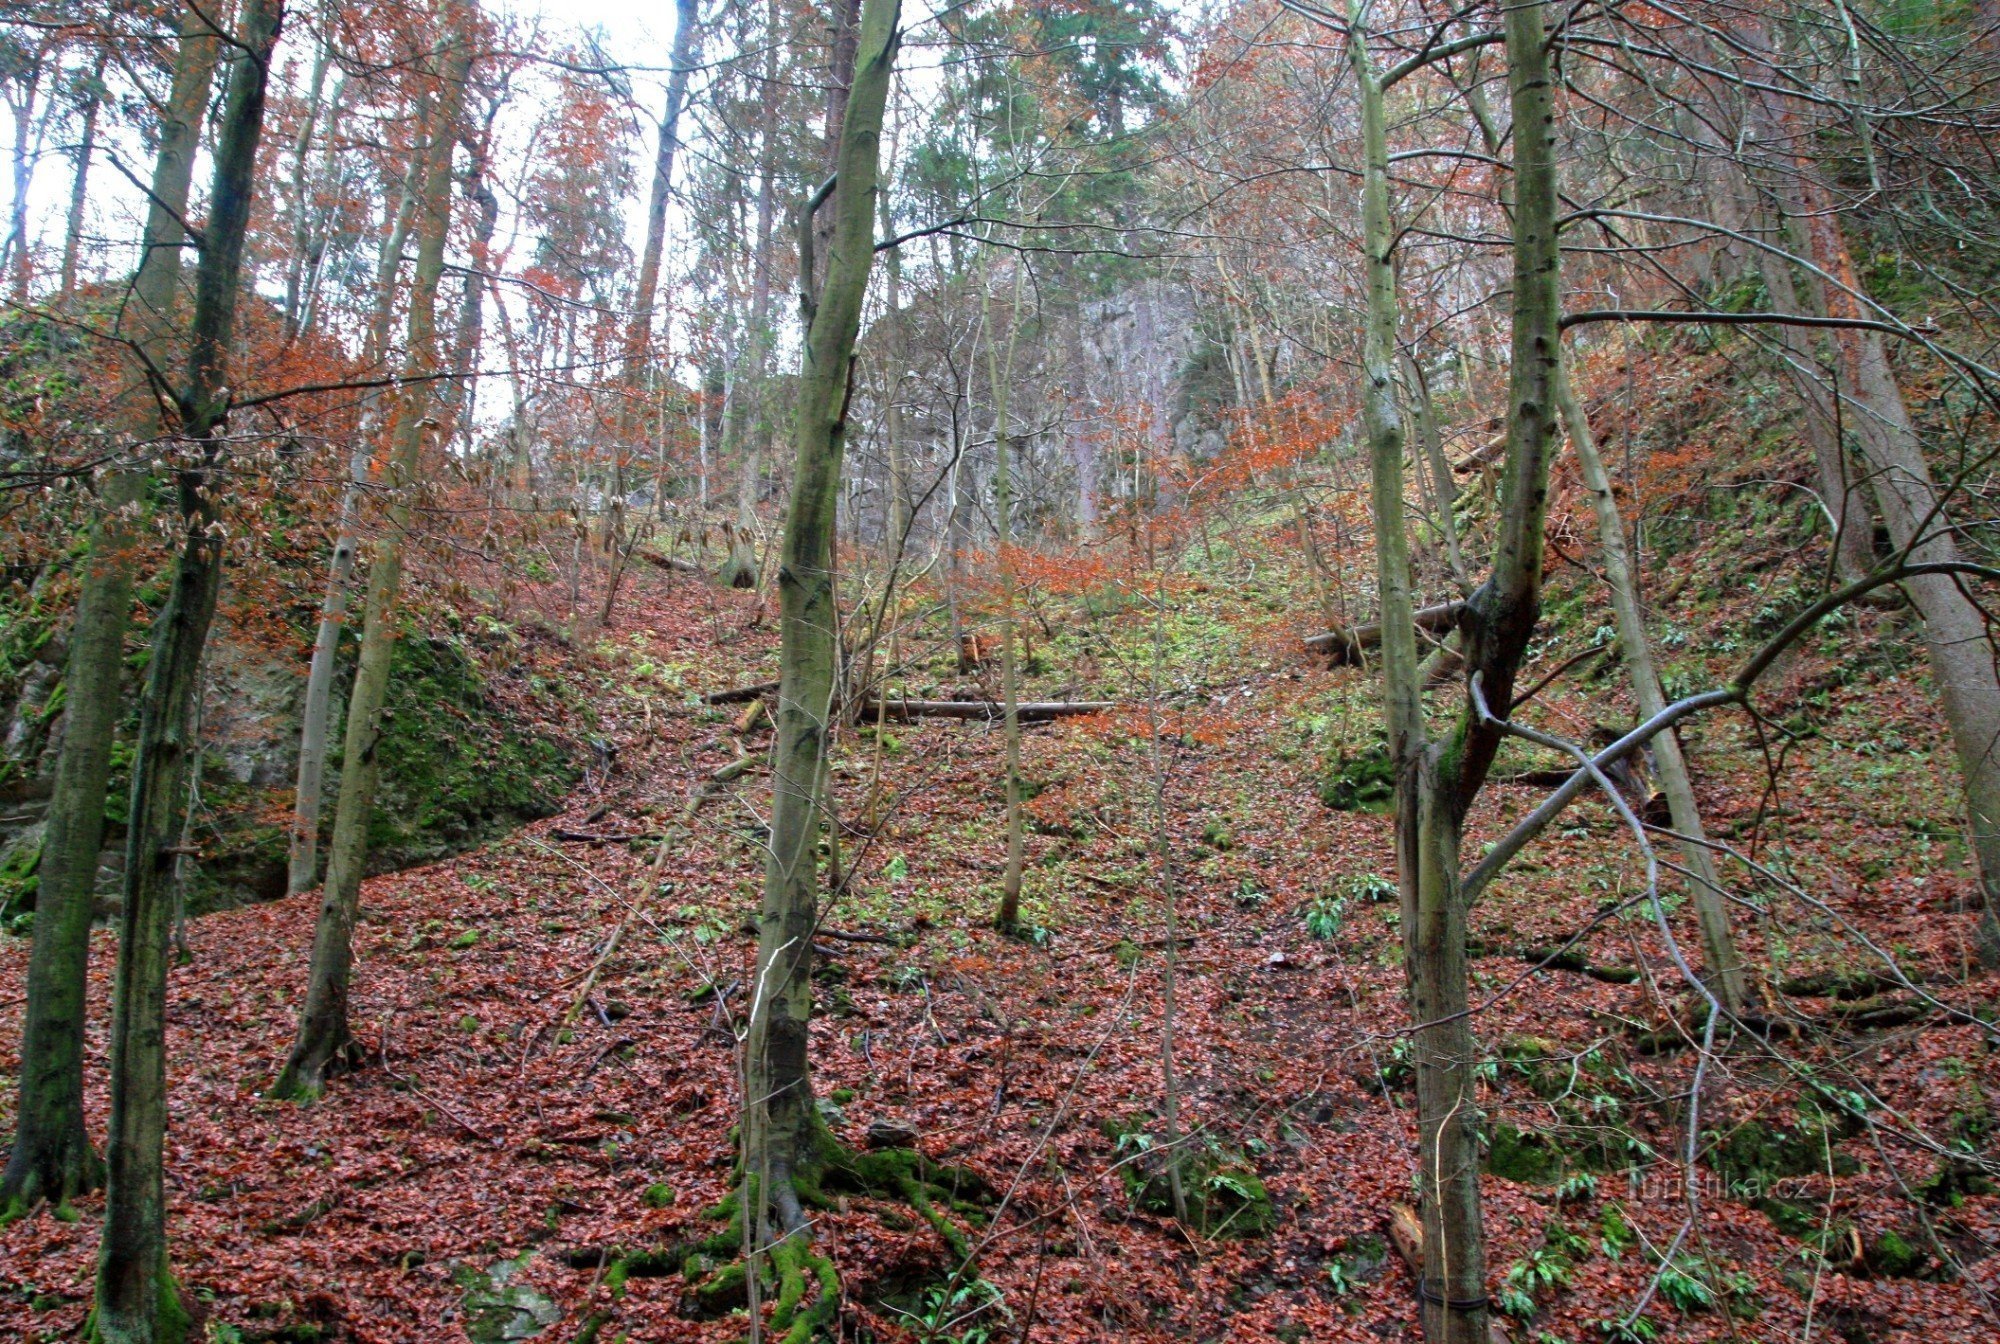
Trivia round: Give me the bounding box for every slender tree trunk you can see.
[722,0,784,591]
[602,0,699,622]
[986,261,1029,929]
[286,126,429,897]
[94,3,281,1336]
[1350,18,1488,1344]
[275,37,469,1097]
[746,0,899,1229]
[1357,4,1560,1338]
[1,19,217,1223]
[58,53,107,298]
[1559,360,1749,1013]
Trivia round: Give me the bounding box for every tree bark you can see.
[600,0,700,624]
[984,259,1029,929]
[720,0,785,591]
[1,16,217,1223]
[94,3,281,1337]
[746,0,899,1228]
[286,113,430,898]
[1349,12,1489,1341]
[58,52,107,298]
[1558,360,1750,1013]
[275,35,469,1099]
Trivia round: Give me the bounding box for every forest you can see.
[1,0,1998,1340]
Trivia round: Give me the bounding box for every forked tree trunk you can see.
[94,3,281,1337]
[1,17,217,1223]
[1355,4,1561,1339]
[746,0,900,1227]
[275,37,469,1099]
[1558,360,1749,1013]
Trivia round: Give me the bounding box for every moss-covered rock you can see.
[1320,741,1395,813]
[455,1252,560,1342]
[362,634,578,870]
[1485,1121,1565,1185]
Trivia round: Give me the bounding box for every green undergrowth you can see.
[576,1120,994,1343]
[1105,1115,1275,1238]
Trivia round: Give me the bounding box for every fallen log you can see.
[1451,429,1507,474]
[702,680,779,704]
[858,697,1116,723]
[1305,601,1464,664]
[639,551,705,575]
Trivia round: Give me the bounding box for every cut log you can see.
[702,680,779,704]
[859,698,1116,723]
[1388,1202,1423,1271]
[1305,601,1464,665]
[1386,1202,1512,1343]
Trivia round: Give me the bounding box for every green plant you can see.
[1303,893,1348,940]
[1655,1258,1715,1313]
[902,1277,1009,1344]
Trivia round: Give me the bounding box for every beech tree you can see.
[1,6,217,1222]
[94,0,284,1334]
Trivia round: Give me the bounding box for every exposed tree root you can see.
[566,1122,991,1341]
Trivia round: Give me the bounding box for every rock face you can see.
[1,603,577,925]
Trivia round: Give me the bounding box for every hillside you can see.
[3,321,1996,1343]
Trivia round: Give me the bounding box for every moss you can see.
[1865,1228,1928,1278]
[1486,1121,1564,1185]
[84,1265,193,1344]
[1320,741,1395,813]
[641,1182,675,1209]
[359,634,579,870]
[1709,1116,1857,1195]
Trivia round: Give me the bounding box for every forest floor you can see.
[4,480,2000,1342]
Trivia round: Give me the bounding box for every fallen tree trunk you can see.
[1305,601,1464,664]
[859,698,1115,723]
[702,680,779,704]
[639,551,705,576]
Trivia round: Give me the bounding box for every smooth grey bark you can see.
[286,133,428,897]
[1,17,217,1223]
[1354,4,1562,1339]
[58,52,107,297]
[94,3,282,1337]
[1558,360,1749,1013]
[276,37,469,1098]
[721,0,784,591]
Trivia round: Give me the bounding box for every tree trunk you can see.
[58,52,107,298]
[1558,360,1750,1013]
[286,116,430,898]
[94,3,281,1336]
[985,260,1029,929]
[1350,16,1489,1342]
[275,36,469,1099]
[720,0,785,592]
[1791,170,2000,965]
[599,0,699,623]
[1356,3,1561,1337]
[746,0,899,1228]
[1,17,217,1223]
